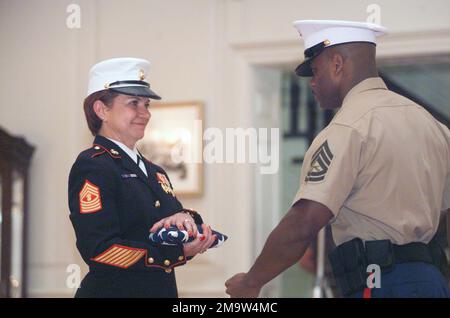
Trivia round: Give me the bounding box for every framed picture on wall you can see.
[138,101,204,197]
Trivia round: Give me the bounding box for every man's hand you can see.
[225,273,261,298]
[225,199,333,298]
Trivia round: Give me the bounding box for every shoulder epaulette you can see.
[91,144,122,159]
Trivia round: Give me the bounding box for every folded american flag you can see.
[149,224,228,248]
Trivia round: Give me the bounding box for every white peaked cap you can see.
[86,57,161,99]
[292,20,388,76]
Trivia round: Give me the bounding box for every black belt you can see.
[393,242,433,264]
[329,238,447,297]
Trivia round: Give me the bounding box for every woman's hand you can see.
[183,224,216,257]
[149,212,198,237]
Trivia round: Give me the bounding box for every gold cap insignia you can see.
[138,69,145,80]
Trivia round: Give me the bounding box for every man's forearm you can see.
[246,219,312,288]
[245,200,333,288]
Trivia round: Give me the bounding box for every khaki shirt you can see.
[293,77,450,246]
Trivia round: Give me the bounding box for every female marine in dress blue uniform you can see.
[68,58,215,297]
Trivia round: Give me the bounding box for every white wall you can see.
[0,0,448,297]
[225,0,450,45]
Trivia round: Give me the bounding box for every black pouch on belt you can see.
[329,238,368,296]
[365,239,395,273]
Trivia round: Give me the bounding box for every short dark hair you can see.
[83,90,119,135]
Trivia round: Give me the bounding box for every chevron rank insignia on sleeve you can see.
[305,140,334,183]
[79,180,102,213]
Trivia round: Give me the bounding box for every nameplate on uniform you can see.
[121,173,138,179]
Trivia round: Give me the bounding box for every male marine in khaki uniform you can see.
[225,20,450,298]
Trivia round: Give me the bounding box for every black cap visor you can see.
[295,40,328,77]
[296,41,376,77]
[109,86,161,100]
[295,58,313,77]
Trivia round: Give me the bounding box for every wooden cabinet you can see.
[0,127,34,297]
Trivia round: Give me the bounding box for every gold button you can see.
[94,146,100,150]
[110,149,118,155]
[178,256,184,261]
[165,268,172,274]
[155,200,160,208]
[148,257,154,264]
[324,39,331,46]
[164,260,171,266]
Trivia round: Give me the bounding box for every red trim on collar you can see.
[91,150,106,158]
[92,143,122,158]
